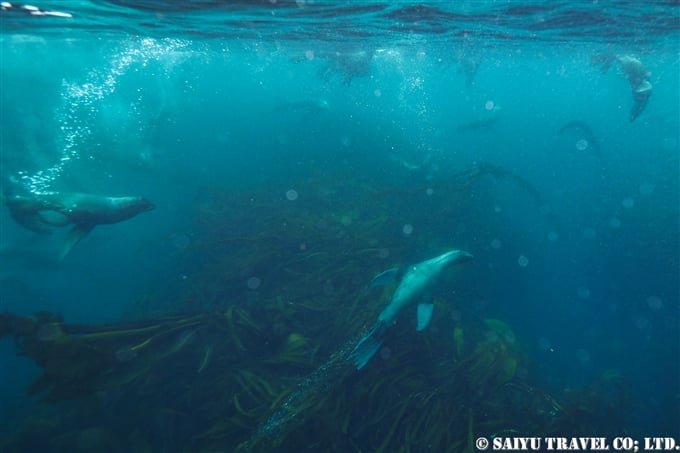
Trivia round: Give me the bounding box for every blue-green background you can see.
[1,0,678,439]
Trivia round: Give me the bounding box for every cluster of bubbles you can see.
[20,38,190,193]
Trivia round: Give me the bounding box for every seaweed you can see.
[0,164,629,451]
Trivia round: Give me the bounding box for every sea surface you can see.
[0,1,678,451]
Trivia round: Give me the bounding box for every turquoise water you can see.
[1,1,678,450]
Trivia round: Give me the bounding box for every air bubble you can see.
[402,224,414,236]
[286,190,298,201]
[247,277,261,290]
[517,255,529,267]
[646,296,663,311]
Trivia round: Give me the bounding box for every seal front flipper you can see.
[60,223,95,260]
[369,267,400,288]
[416,303,434,331]
[630,80,652,122]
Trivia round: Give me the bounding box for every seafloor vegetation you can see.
[0,164,630,452]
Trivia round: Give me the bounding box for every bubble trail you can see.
[237,338,358,451]
[21,38,190,193]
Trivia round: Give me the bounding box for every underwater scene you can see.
[0,1,678,451]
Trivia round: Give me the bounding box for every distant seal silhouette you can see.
[594,53,652,122]
[2,187,154,259]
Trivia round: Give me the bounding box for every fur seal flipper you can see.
[61,224,95,261]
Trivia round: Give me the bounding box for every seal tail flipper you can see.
[351,322,387,370]
[60,223,94,260]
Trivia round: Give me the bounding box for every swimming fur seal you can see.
[594,53,652,122]
[351,249,473,369]
[2,188,154,259]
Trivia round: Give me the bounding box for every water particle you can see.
[425,187,434,196]
[402,224,414,236]
[609,218,621,229]
[247,277,261,290]
[577,287,591,299]
[622,198,634,209]
[374,89,382,97]
[646,296,663,311]
[634,316,650,330]
[639,182,655,195]
[379,346,392,360]
[583,228,596,239]
[575,139,588,151]
[490,239,502,249]
[304,50,314,60]
[517,255,529,267]
[547,231,559,241]
[575,348,591,363]
[484,100,495,110]
[285,189,298,201]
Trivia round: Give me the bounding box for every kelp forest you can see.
[0,163,631,451]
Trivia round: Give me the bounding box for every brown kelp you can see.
[0,164,628,451]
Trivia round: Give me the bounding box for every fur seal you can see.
[351,249,473,369]
[3,187,154,259]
